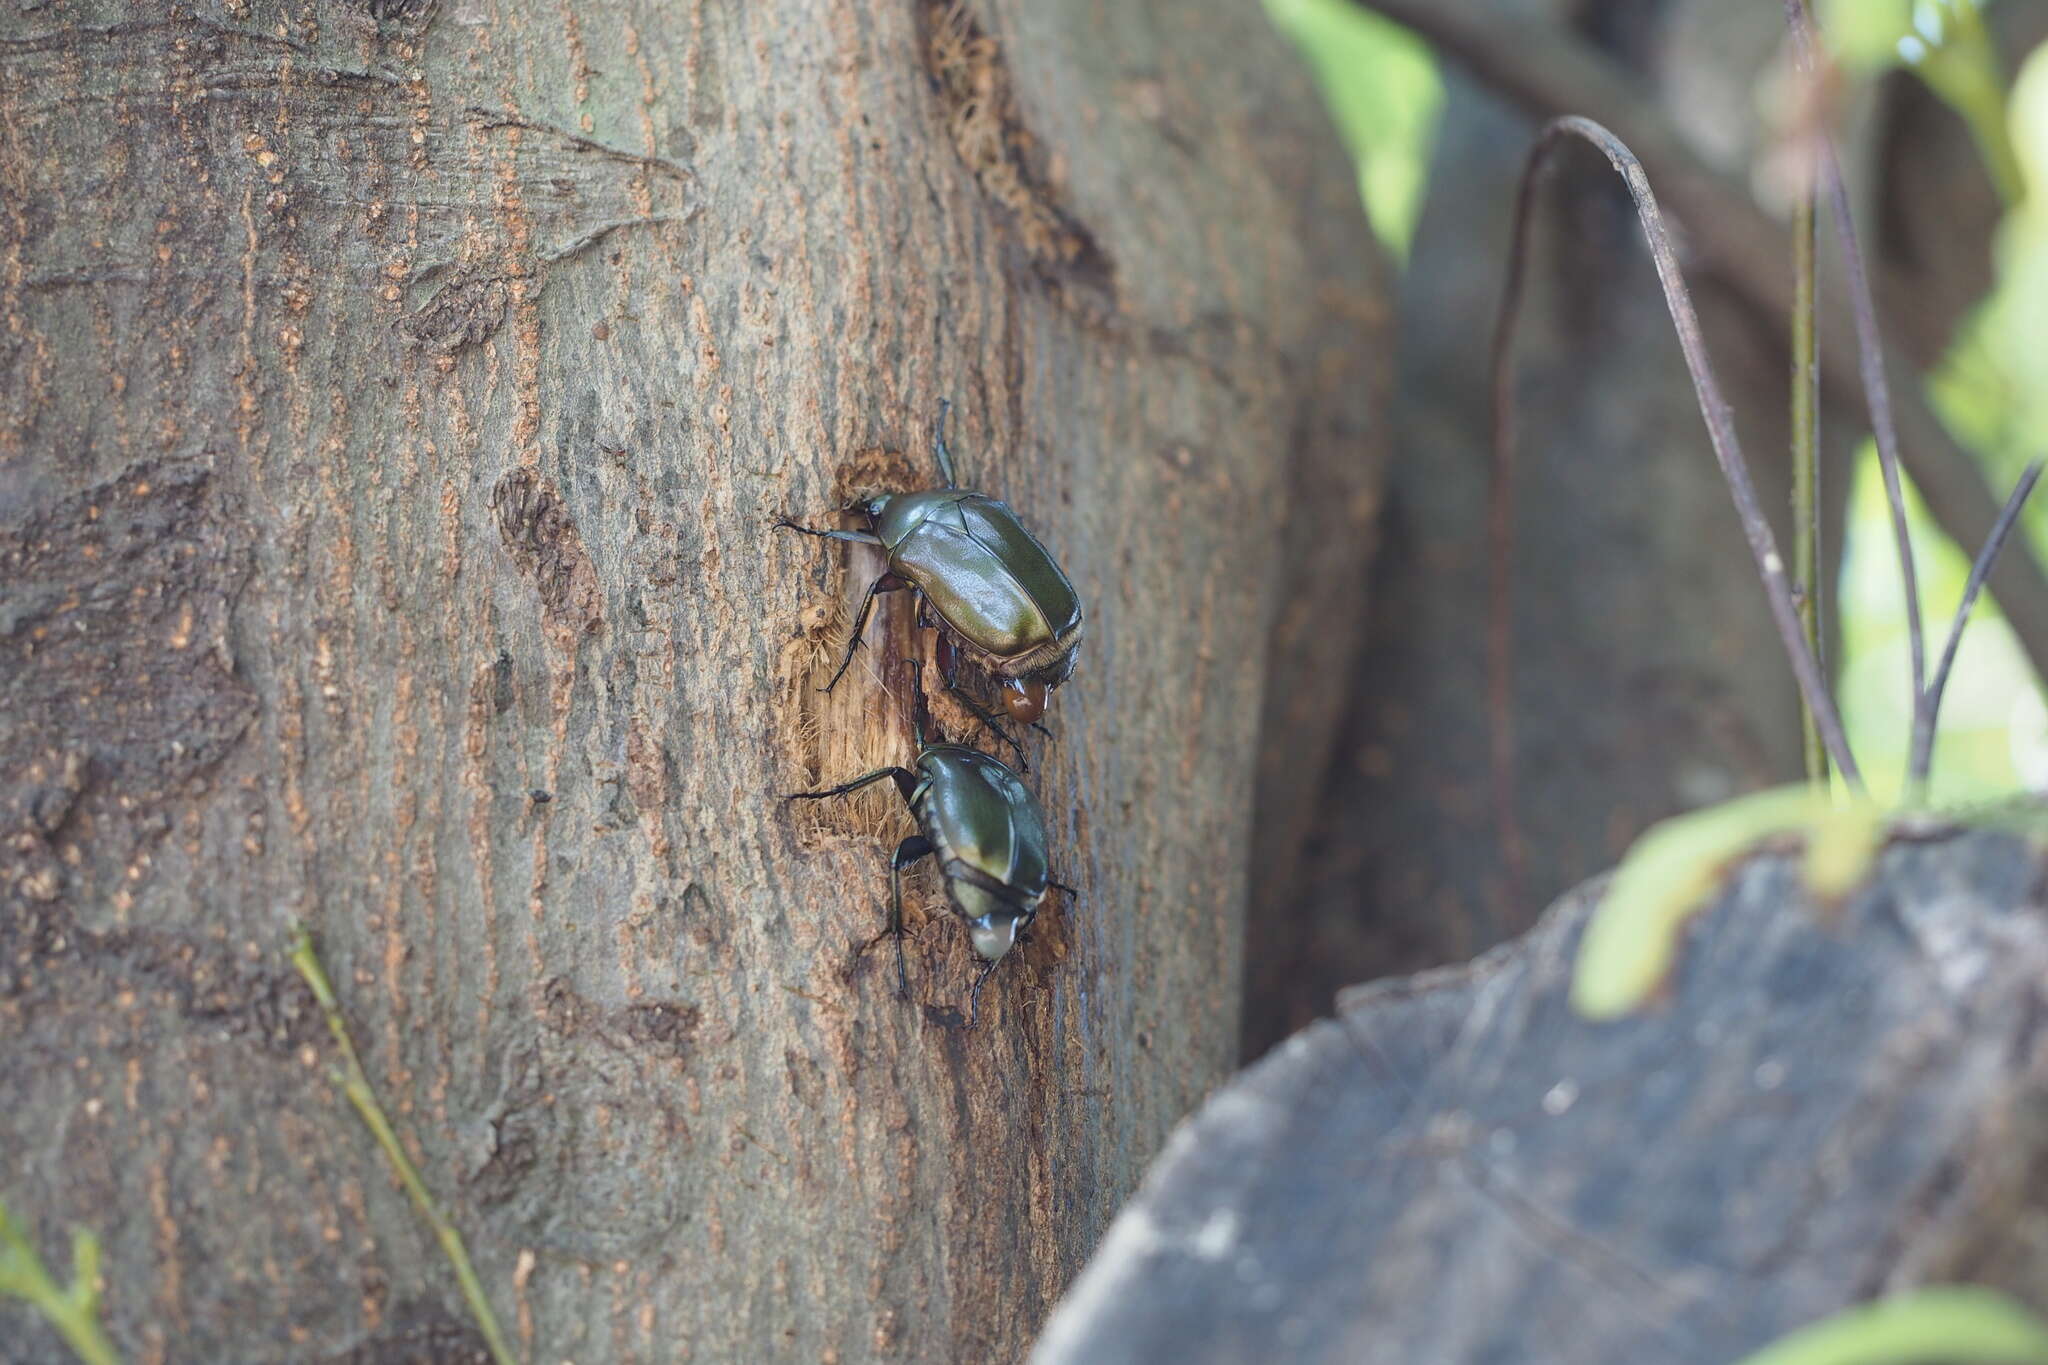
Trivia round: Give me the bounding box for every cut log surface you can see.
[1037,826,2048,1365]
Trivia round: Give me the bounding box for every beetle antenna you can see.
[966,956,1000,1029]
[933,398,959,489]
[905,657,929,751]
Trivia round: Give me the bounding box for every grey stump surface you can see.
[1037,826,2048,1365]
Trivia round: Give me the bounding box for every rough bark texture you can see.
[0,1,1380,1360]
[1040,822,2048,1364]
[1243,0,1860,1056]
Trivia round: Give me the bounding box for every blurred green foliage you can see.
[1271,0,2045,805]
[1840,7,2048,803]
[1263,0,1441,261]
[1828,0,2022,200]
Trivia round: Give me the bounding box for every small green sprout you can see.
[0,1194,120,1365]
[290,926,519,1365]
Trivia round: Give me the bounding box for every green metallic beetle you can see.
[777,401,1084,757]
[785,661,1073,1027]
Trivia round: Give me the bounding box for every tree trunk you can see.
[0,1,1379,1360]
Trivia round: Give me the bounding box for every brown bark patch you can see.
[0,458,255,912]
[330,1301,492,1365]
[0,920,322,1056]
[922,1,1116,303]
[401,267,513,355]
[490,466,605,646]
[466,980,699,1259]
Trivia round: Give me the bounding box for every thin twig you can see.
[1485,145,1541,915]
[1489,119,1863,818]
[1786,74,1825,790]
[1911,461,2046,794]
[1784,0,1929,753]
[290,927,519,1365]
[1354,0,2048,685]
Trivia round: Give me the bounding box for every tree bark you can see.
[0,1,1379,1360]
[1041,822,2048,1364]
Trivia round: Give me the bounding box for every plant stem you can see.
[1354,0,2048,689]
[1911,461,2047,798]
[1790,139,1825,790]
[1786,0,1930,780]
[289,927,520,1365]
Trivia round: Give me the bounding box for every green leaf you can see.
[1571,786,1882,1020]
[1263,0,1442,262]
[1731,1286,2048,1365]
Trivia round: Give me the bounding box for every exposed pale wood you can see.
[0,1,1381,1359]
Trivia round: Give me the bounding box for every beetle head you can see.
[967,911,1022,962]
[998,679,1048,725]
[855,492,895,523]
[1002,646,1079,723]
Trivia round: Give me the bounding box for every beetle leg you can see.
[932,397,958,489]
[774,518,883,546]
[782,766,918,803]
[822,573,907,694]
[927,633,1028,766]
[904,657,933,750]
[1049,879,1079,899]
[965,955,1002,1030]
[888,836,935,1002]
[945,680,1030,771]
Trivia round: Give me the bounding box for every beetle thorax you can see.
[870,488,964,549]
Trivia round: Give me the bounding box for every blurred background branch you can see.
[1244,0,2048,1056]
[1348,0,2048,698]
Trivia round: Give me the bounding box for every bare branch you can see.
[1490,119,1864,818]
[1358,0,2048,685]
[1911,461,2046,792]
